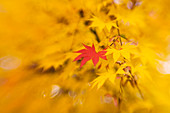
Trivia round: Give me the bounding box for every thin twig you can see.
[116,21,122,46]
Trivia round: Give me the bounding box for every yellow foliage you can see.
[0,0,170,113]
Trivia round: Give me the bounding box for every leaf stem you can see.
[129,72,144,99]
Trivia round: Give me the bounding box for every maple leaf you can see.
[89,16,118,31]
[106,43,137,62]
[73,44,107,68]
[116,63,134,76]
[91,69,116,89]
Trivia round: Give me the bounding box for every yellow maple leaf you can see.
[89,16,118,31]
[116,63,134,76]
[91,69,116,89]
[106,43,137,62]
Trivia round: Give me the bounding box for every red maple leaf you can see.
[73,44,107,68]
